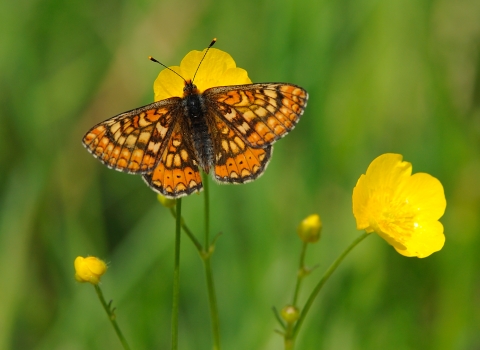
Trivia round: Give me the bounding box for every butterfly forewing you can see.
[204,83,308,148]
[82,98,181,174]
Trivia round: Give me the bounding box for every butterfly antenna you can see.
[148,56,187,83]
[192,38,217,84]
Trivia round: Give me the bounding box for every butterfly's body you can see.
[181,81,215,173]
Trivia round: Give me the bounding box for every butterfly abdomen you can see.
[183,87,214,173]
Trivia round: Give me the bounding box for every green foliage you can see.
[1,0,479,349]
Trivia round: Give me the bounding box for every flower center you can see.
[369,193,417,248]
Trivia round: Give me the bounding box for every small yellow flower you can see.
[153,48,252,102]
[352,153,446,258]
[157,194,176,208]
[74,256,107,284]
[297,214,322,243]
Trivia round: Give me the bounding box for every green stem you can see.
[204,258,220,349]
[292,242,308,306]
[94,285,131,350]
[169,207,202,252]
[201,172,221,350]
[272,307,286,330]
[160,175,220,349]
[291,232,370,341]
[203,172,210,248]
[171,198,182,350]
[284,324,294,350]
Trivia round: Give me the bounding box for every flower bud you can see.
[281,305,300,324]
[157,194,176,208]
[74,256,107,285]
[297,214,322,243]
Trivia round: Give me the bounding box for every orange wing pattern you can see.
[205,83,308,148]
[143,123,203,198]
[82,98,180,173]
[210,117,272,183]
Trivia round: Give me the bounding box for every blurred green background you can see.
[1,0,479,349]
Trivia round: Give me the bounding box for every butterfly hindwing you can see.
[210,117,272,183]
[143,121,203,198]
[82,98,181,173]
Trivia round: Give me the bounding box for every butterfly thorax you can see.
[182,81,214,173]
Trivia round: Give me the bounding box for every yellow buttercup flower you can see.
[74,256,107,284]
[352,153,446,258]
[153,48,252,101]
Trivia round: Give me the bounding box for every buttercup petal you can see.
[154,66,183,101]
[365,153,412,193]
[402,173,446,221]
[352,174,370,230]
[395,220,445,258]
[217,67,251,87]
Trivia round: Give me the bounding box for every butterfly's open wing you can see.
[83,98,181,174]
[143,121,203,198]
[209,116,272,184]
[204,83,308,148]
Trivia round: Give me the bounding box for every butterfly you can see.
[83,41,308,198]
